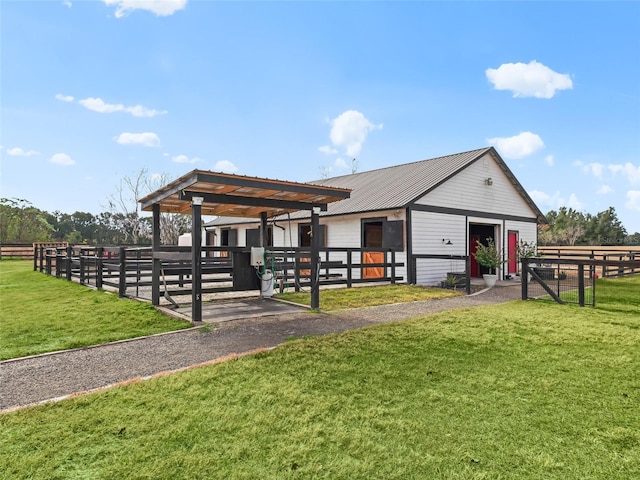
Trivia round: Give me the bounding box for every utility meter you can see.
[250,247,265,267]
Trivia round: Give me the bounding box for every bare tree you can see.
[105,169,191,245]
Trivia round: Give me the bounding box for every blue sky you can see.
[2,0,639,233]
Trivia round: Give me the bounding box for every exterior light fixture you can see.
[442,238,453,245]
[192,196,204,206]
[484,177,493,186]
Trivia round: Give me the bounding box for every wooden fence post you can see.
[96,246,103,290]
[390,249,396,284]
[65,246,72,281]
[578,264,585,307]
[521,258,529,300]
[118,247,126,297]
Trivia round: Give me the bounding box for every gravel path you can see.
[0,284,522,412]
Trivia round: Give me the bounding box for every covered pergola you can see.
[139,169,351,322]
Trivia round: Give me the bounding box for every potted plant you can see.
[473,237,504,287]
[515,239,537,281]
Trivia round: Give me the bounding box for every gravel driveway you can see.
[0,284,522,412]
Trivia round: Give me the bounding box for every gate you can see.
[522,257,640,307]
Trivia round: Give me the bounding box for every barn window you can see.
[299,224,326,247]
[361,218,404,251]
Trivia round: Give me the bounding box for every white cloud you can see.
[581,162,605,179]
[487,131,544,159]
[319,145,338,155]
[609,162,640,185]
[597,185,614,194]
[529,189,555,207]
[567,193,583,210]
[49,153,75,166]
[214,160,238,173]
[544,155,554,167]
[528,189,582,210]
[626,190,640,211]
[79,97,166,117]
[486,60,573,99]
[55,93,74,102]
[63,1,72,8]
[327,110,382,158]
[7,147,39,157]
[172,154,202,164]
[104,0,187,18]
[114,132,160,147]
[334,158,348,169]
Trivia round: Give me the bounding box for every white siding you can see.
[415,152,535,218]
[411,211,467,285]
[411,211,466,256]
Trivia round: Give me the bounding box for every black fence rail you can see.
[267,247,404,292]
[522,257,640,307]
[537,247,639,278]
[35,245,404,302]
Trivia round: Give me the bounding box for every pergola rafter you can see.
[138,169,351,321]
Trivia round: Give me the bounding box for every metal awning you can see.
[139,169,351,218]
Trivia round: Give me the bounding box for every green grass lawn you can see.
[275,283,461,310]
[1,275,638,479]
[0,260,191,360]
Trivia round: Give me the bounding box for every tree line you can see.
[0,170,192,246]
[539,206,639,246]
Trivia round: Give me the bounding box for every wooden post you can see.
[260,212,268,248]
[118,247,127,297]
[521,258,528,300]
[347,250,352,288]
[311,208,320,310]
[390,250,396,284]
[192,197,203,323]
[578,264,585,307]
[151,204,161,306]
[96,246,103,290]
[465,255,471,295]
[66,245,72,281]
[33,244,38,271]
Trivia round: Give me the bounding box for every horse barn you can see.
[206,146,546,287]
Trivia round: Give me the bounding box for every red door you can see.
[470,235,480,277]
[508,231,518,274]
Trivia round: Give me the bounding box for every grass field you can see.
[275,283,461,310]
[1,273,638,479]
[0,260,191,360]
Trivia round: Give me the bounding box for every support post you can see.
[311,207,320,310]
[118,247,126,297]
[192,197,203,323]
[260,211,268,248]
[151,204,161,306]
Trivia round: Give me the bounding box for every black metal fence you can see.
[36,245,404,302]
[522,256,640,307]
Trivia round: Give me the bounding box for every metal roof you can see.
[139,169,351,218]
[206,147,546,226]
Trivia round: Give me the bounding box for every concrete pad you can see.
[174,298,308,323]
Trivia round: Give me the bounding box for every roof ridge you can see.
[317,146,491,183]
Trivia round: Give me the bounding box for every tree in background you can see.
[105,169,191,245]
[540,206,628,246]
[583,207,627,245]
[0,198,53,244]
